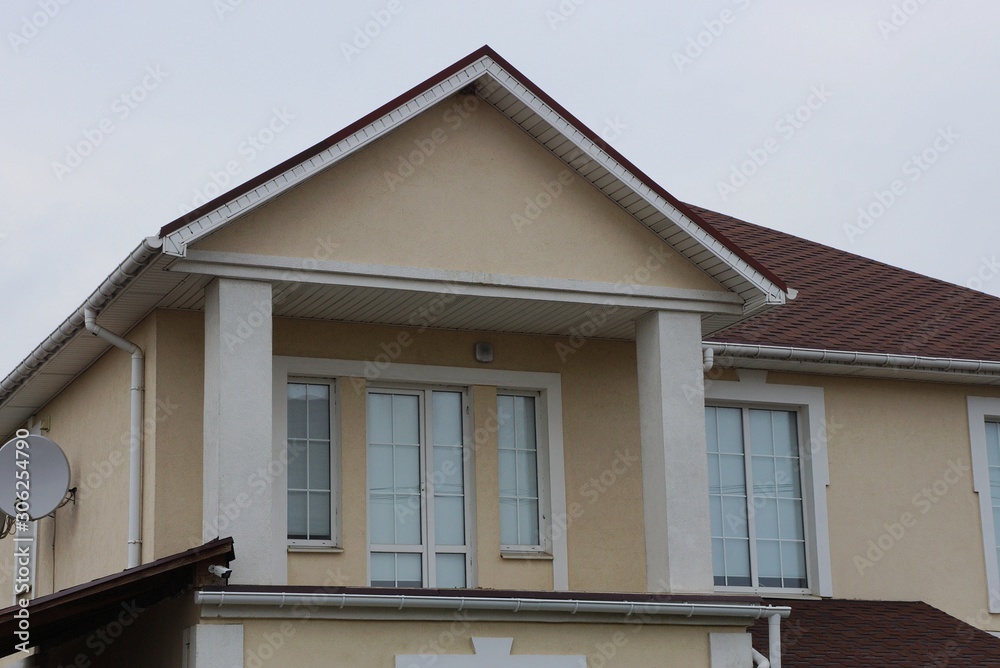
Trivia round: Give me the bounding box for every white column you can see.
[186,624,244,667]
[204,278,276,585]
[635,310,713,593]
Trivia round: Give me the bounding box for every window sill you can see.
[287,545,344,553]
[501,551,553,560]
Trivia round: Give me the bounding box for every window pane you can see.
[755,499,779,540]
[369,494,395,544]
[771,411,798,457]
[757,539,781,579]
[308,441,331,490]
[779,498,805,541]
[432,392,463,446]
[434,496,466,546]
[499,498,518,545]
[774,457,802,498]
[518,499,539,545]
[395,495,421,544]
[719,454,745,496]
[722,496,748,539]
[752,457,777,498]
[781,541,807,582]
[749,409,774,456]
[370,553,395,587]
[287,440,307,489]
[497,396,515,449]
[368,443,393,493]
[393,395,420,445]
[397,553,422,587]
[498,450,516,497]
[368,394,393,444]
[287,491,307,538]
[515,397,536,450]
[433,446,464,495]
[724,538,751,579]
[717,408,743,454]
[705,407,719,454]
[515,451,538,497]
[307,384,330,438]
[436,554,466,588]
[987,422,1000,466]
[712,537,726,581]
[309,492,331,540]
[710,496,723,537]
[394,444,420,494]
[287,384,307,439]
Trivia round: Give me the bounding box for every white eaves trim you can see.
[170,250,745,315]
[160,55,787,307]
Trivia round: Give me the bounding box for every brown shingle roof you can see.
[696,206,1000,362]
[750,598,1000,667]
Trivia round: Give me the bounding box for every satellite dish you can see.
[0,434,71,520]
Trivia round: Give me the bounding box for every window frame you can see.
[706,403,810,595]
[967,397,1000,613]
[271,356,569,589]
[285,377,341,550]
[365,383,475,588]
[497,389,552,556]
[705,372,832,597]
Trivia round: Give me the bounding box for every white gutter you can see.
[0,237,163,404]
[704,342,1000,378]
[752,648,770,667]
[196,591,789,664]
[83,307,143,569]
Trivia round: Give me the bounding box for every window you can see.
[968,397,1000,612]
[286,381,335,544]
[497,393,542,550]
[706,406,808,590]
[367,388,471,588]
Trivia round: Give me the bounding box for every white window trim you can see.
[285,377,340,549]
[967,396,1000,613]
[497,389,552,556]
[365,384,476,588]
[705,371,832,597]
[272,357,569,590]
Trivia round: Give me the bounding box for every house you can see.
[1,45,1000,667]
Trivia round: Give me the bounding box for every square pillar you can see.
[204,278,277,585]
[636,310,713,593]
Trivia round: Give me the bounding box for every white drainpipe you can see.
[83,307,143,569]
[196,591,789,664]
[751,648,770,667]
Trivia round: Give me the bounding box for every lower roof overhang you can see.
[0,537,233,657]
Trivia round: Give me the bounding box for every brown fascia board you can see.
[157,45,787,293]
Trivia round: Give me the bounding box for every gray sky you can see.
[2,1,998,375]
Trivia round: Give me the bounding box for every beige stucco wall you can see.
[275,317,648,593]
[763,370,1000,630]
[27,315,156,595]
[240,617,732,667]
[192,93,726,294]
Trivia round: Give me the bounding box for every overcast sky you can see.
[2,1,998,375]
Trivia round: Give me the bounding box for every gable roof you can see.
[700,206,1000,362]
[157,45,789,320]
[750,598,1000,666]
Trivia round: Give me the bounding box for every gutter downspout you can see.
[768,612,782,668]
[84,307,143,569]
[751,648,770,667]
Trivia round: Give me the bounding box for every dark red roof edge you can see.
[156,45,787,293]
